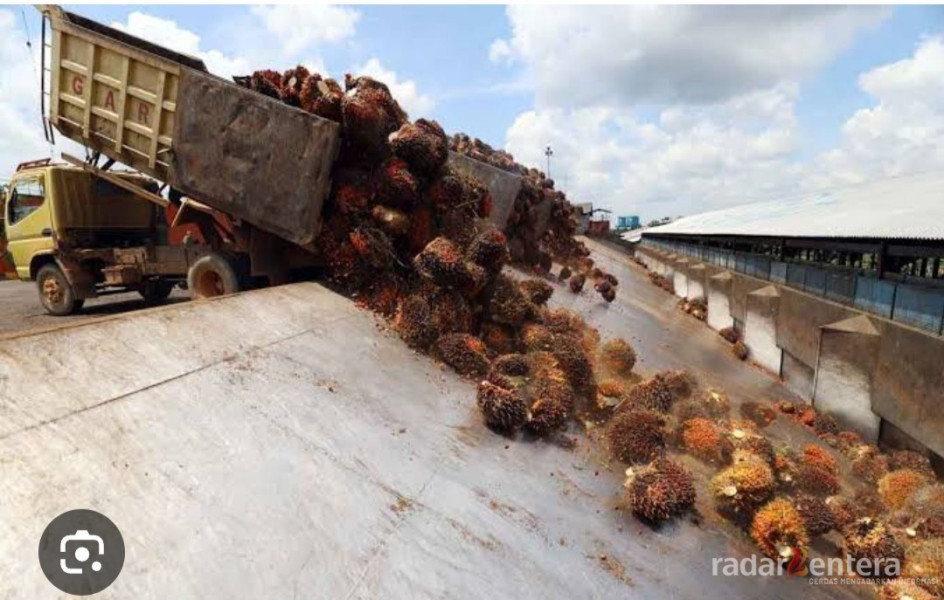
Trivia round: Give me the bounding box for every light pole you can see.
[544,145,554,179]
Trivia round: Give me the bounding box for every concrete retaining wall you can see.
[871,321,944,457]
[673,258,689,298]
[777,287,858,369]
[663,254,676,279]
[636,243,944,460]
[782,350,815,399]
[687,264,706,300]
[743,286,782,375]
[812,316,882,443]
[707,272,734,332]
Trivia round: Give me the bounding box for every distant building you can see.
[617,215,640,230]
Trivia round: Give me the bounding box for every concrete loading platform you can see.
[0,277,866,599]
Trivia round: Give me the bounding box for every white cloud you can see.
[502,31,944,222]
[111,12,250,79]
[489,5,944,222]
[488,39,513,65]
[251,5,360,57]
[505,85,805,220]
[493,5,887,107]
[0,9,56,179]
[353,58,434,118]
[813,36,944,186]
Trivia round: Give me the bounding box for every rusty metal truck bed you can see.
[42,5,340,247]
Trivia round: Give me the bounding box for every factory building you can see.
[636,171,944,463]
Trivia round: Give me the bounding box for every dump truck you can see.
[5,5,342,315]
[10,5,522,316]
[3,158,184,313]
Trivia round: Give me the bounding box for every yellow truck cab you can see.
[4,158,182,315]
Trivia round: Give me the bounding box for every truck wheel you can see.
[138,279,175,305]
[188,253,240,300]
[37,263,81,316]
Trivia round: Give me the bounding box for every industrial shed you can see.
[642,171,944,335]
[636,171,944,462]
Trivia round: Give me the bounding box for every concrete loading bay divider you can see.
[636,244,944,463]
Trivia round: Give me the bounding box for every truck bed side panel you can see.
[171,69,340,247]
[447,152,521,230]
[45,7,340,248]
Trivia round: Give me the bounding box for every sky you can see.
[1,4,943,222]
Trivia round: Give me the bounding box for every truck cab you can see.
[4,159,182,315]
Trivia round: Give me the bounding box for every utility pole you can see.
[544,145,553,179]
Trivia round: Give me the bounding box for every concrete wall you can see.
[707,272,734,332]
[871,321,944,457]
[782,351,815,399]
[776,287,858,369]
[663,254,676,280]
[673,258,689,298]
[687,264,707,300]
[812,317,882,443]
[743,286,782,375]
[728,273,769,325]
[636,243,944,460]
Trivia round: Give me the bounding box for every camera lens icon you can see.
[60,530,105,575]
[39,510,124,595]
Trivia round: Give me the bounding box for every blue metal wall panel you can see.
[748,256,771,280]
[854,277,895,319]
[893,284,944,334]
[804,267,827,296]
[770,261,787,284]
[735,253,747,274]
[825,271,856,305]
[786,264,806,288]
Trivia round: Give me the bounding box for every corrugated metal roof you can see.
[645,170,944,240]
[619,227,648,243]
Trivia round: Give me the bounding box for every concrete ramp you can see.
[0,283,861,599]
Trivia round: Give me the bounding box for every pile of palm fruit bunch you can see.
[604,361,944,598]
[647,271,674,293]
[237,65,621,434]
[237,69,944,598]
[678,297,707,321]
[450,133,520,173]
[448,134,619,303]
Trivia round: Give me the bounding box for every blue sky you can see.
[58,3,528,146]
[794,5,944,157]
[3,5,944,220]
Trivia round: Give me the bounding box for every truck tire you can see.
[36,263,82,316]
[138,279,175,305]
[188,253,240,300]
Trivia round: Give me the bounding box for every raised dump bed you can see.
[447,151,522,230]
[41,5,340,247]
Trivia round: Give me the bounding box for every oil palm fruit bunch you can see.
[477,381,528,433]
[751,498,809,560]
[624,458,696,524]
[843,518,904,578]
[711,454,775,516]
[434,334,490,378]
[606,409,666,465]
